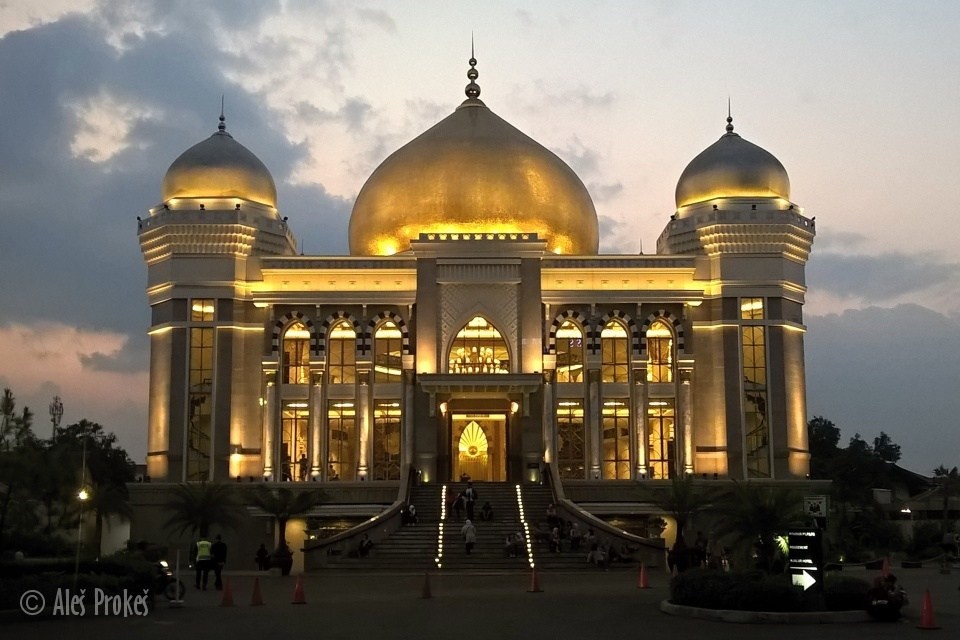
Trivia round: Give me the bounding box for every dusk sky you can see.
[1,1,957,473]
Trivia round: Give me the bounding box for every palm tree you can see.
[651,475,718,571]
[249,485,323,574]
[162,482,243,538]
[89,482,134,558]
[713,480,808,573]
[932,465,960,533]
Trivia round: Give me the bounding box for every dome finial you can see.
[725,97,734,134]
[465,33,481,99]
[218,95,226,132]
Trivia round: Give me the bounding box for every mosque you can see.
[136,55,816,496]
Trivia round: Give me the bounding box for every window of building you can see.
[374,321,403,383]
[371,401,402,481]
[187,327,213,481]
[646,319,674,383]
[328,321,356,384]
[742,325,770,477]
[327,401,356,481]
[601,400,630,479]
[740,297,765,320]
[282,322,310,385]
[555,321,584,383]
[647,400,675,479]
[281,402,309,481]
[190,298,215,322]
[556,399,585,479]
[601,321,629,383]
[449,316,509,374]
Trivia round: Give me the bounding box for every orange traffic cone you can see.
[527,566,543,593]
[916,588,940,630]
[421,572,432,599]
[219,578,234,606]
[638,563,651,589]
[291,574,306,604]
[250,576,265,606]
[881,556,890,578]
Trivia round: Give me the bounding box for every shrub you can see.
[822,573,869,611]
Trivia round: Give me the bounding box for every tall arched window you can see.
[448,316,509,374]
[374,321,403,383]
[282,321,310,384]
[646,319,674,383]
[556,320,584,383]
[601,320,629,383]
[328,321,356,384]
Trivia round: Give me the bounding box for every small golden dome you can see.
[162,115,277,207]
[349,59,598,256]
[675,115,789,209]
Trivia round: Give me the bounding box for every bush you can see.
[670,568,870,612]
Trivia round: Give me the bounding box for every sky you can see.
[1,0,958,474]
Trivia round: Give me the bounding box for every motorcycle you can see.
[154,560,186,600]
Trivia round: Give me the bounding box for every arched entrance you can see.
[452,414,506,481]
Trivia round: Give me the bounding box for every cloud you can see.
[805,304,960,473]
[808,251,960,306]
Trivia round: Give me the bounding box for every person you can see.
[451,490,464,521]
[866,574,907,622]
[461,519,477,555]
[194,535,213,590]
[255,543,270,571]
[459,472,471,482]
[569,521,582,551]
[358,534,374,558]
[463,482,478,521]
[479,501,493,522]
[328,464,340,480]
[549,526,561,553]
[281,452,292,481]
[505,533,518,558]
[546,503,559,528]
[211,534,227,590]
[403,503,418,526]
[298,453,309,481]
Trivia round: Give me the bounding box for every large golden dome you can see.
[675,115,789,209]
[162,115,277,207]
[349,59,599,256]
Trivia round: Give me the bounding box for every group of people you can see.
[193,534,228,590]
[449,481,481,521]
[866,573,908,622]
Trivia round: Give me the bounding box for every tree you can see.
[650,475,718,571]
[163,483,243,538]
[713,481,808,573]
[873,432,902,463]
[0,389,36,553]
[808,416,842,478]
[932,465,960,534]
[249,485,323,574]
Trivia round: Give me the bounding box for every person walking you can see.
[194,535,213,590]
[461,519,477,555]
[211,534,227,590]
[463,481,478,521]
[255,543,270,571]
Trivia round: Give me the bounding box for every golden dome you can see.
[162,115,277,207]
[349,58,598,256]
[675,115,790,209]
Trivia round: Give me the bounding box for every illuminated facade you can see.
[138,61,815,487]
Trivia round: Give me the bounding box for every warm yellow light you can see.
[601,323,628,338]
[77,487,90,501]
[510,401,520,414]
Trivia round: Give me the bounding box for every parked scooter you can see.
[154,560,186,600]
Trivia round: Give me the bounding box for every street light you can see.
[49,395,63,440]
[73,434,90,589]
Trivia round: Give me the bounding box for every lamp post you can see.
[73,434,90,589]
[49,395,63,440]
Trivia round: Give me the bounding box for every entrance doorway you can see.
[451,413,506,481]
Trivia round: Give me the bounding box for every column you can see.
[632,367,647,479]
[263,373,277,479]
[402,367,415,474]
[680,369,693,475]
[357,369,371,480]
[542,369,556,465]
[309,369,323,479]
[588,368,601,480]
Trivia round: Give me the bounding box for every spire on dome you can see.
[218,95,227,133]
[465,35,481,99]
[725,98,735,134]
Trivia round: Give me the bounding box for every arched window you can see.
[646,319,674,383]
[556,320,584,383]
[374,321,403,383]
[282,321,310,384]
[328,321,356,384]
[601,320,629,383]
[448,316,509,374]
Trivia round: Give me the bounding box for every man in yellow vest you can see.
[194,535,213,590]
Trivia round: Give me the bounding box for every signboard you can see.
[788,528,823,591]
[804,495,828,530]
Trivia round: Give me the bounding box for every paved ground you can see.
[3,566,958,639]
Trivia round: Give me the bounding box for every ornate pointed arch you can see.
[547,309,587,354]
[591,309,638,355]
[318,311,361,356]
[639,310,685,355]
[364,311,410,356]
[271,311,317,355]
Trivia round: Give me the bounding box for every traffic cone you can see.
[250,576,265,606]
[916,588,940,630]
[527,566,543,593]
[881,556,890,578]
[637,563,651,589]
[421,572,432,599]
[219,578,234,606]
[671,564,679,578]
[292,574,306,604]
